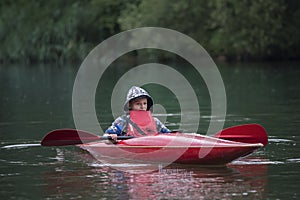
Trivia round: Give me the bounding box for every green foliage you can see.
[208,0,286,60]
[0,0,130,63]
[0,0,299,63]
[119,0,300,61]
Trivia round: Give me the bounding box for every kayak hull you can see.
[79,134,263,165]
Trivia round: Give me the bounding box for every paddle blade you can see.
[214,124,268,146]
[41,129,100,146]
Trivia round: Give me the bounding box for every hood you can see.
[124,86,154,112]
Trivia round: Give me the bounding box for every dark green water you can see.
[0,62,299,199]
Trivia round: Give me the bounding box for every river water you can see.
[0,61,299,199]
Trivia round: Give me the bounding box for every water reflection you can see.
[43,149,268,199]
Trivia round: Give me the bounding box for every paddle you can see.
[41,129,134,146]
[213,124,268,146]
[41,124,267,147]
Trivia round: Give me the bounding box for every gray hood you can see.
[123,86,154,112]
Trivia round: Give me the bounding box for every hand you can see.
[103,133,118,141]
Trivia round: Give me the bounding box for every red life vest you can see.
[126,110,157,137]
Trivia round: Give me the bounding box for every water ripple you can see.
[286,158,300,163]
[1,143,41,149]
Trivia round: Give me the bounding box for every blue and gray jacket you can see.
[105,86,170,135]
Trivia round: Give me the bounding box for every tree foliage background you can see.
[0,0,299,63]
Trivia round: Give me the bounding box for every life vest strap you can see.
[124,116,146,136]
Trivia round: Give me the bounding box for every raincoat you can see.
[105,86,170,136]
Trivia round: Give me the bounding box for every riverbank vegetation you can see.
[1,0,299,63]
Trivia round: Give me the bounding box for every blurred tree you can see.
[0,0,132,63]
[208,0,286,60]
[119,0,299,61]
[0,0,299,62]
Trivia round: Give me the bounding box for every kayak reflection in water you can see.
[104,86,171,141]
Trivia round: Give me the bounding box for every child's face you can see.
[130,98,147,111]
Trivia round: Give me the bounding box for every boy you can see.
[104,86,170,141]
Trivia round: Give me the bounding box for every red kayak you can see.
[41,124,267,165]
[79,133,263,165]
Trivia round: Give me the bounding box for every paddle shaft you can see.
[41,124,268,147]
